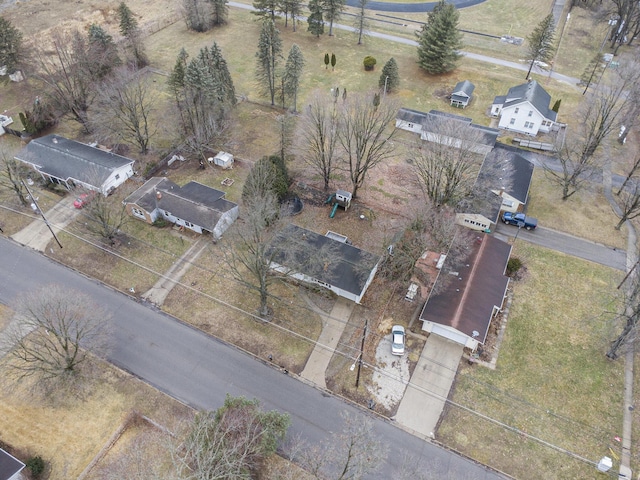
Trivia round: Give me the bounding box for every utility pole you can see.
[22,180,63,249]
[355,318,367,388]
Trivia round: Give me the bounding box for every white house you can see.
[268,224,379,304]
[396,109,499,155]
[490,80,557,136]
[123,178,239,240]
[14,134,134,195]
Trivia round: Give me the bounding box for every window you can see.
[407,122,414,128]
[524,122,534,129]
[115,174,120,180]
[509,118,516,125]
[132,208,145,217]
[514,107,519,114]
[164,210,171,216]
[528,110,533,117]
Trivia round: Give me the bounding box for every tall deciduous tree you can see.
[90,68,157,154]
[379,57,399,94]
[416,0,462,74]
[614,181,640,229]
[283,44,304,112]
[295,90,340,191]
[255,20,282,106]
[183,0,215,32]
[307,0,325,37]
[0,145,29,207]
[322,0,346,36]
[338,92,399,198]
[174,395,290,479]
[1,284,111,388]
[80,190,129,243]
[353,0,369,45]
[410,119,487,206]
[0,16,23,74]
[525,13,556,79]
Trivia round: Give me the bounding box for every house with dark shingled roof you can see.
[450,80,474,108]
[490,80,557,136]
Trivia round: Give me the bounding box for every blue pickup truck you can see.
[502,212,538,230]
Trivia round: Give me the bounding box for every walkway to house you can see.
[142,237,208,306]
[300,297,355,389]
[11,197,79,251]
[394,335,463,438]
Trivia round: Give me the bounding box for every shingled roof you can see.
[502,80,557,122]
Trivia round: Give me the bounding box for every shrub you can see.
[363,56,376,71]
[26,456,46,477]
[153,218,169,228]
[506,257,523,277]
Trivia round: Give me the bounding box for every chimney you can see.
[156,191,162,200]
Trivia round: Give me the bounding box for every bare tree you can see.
[79,189,129,244]
[353,0,370,45]
[410,120,486,206]
[300,411,387,479]
[338,92,399,198]
[90,68,158,154]
[172,395,290,480]
[0,145,29,207]
[33,29,97,130]
[546,58,640,199]
[295,90,341,191]
[0,285,111,385]
[181,109,231,166]
[614,180,640,229]
[607,269,640,359]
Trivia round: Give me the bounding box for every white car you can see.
[391,325,405,356]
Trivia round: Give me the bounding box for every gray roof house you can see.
[0,448,25,480]
[268,224,379,304]
[419,231,511,350]
[490,80,557,136]
[123,177,238,239]
[14,134,134,195]
[396,109,499,155]
[455,144,535,231]
[450,80,475,108]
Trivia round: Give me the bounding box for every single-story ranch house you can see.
[268,224,379,304]
[123,177,239,240]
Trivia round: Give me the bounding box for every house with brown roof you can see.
[418,231,511,350]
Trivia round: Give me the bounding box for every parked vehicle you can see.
[73,192,94,209]
[502,211,537,230]
[391,325,405,356]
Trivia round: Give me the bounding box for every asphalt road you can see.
[0,237,505,479]
[494,223,628,271]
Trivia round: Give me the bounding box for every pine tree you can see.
[331,53,336,71]
[205,42,236,105]
[117,2,138,37]
[322,0,345,36]
[255,20,282,106]
[209,0,229,25]
[379,57,399,93]
[168,48,189,99]
[252,0,278,21]
[281,0,303,31]
[87,24,121,79]
[284,44,304,112]
[416,0,462,74]
[324,53,330,69]
[0,17,23,73]
[307,0,325,38]
[525,13,556,79]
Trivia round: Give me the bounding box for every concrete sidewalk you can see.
[394,335,463,438]
[142,237,208,306]
[11,197,78,251]
[301,297,355,388]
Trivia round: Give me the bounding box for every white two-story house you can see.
[490,80,557,136]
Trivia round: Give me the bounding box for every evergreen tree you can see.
[416,0,462,74]
[117,2,138,36]
[284,44,304,111]
[168,48,189,99]
[525,13,556,79]
[252,0,278,21]
[281,0,303,31]
[307,0,325,37]
[322,0,345,36]
[87,24,121,79]
[379,57,399,93]
[255,20,282,106]
[552,99,561,113]
[0,17,23,74]
[204,42,236,105]
[324,53,330,69]
[209,0,229,25]
[353,0,369,45]
[331,53,336,71]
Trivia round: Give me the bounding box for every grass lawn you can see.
[438,242,625,479]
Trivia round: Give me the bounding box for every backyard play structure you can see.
[325,189,352,217]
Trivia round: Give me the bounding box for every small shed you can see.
[210,151,234,169]
[451,80,475,109]
[335,190,352,210]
